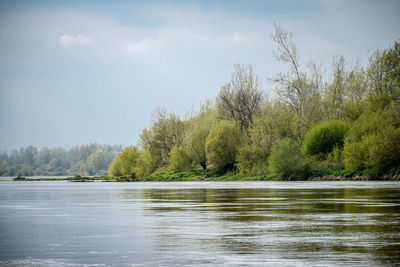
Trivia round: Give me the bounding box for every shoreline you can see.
[8,174,400,182]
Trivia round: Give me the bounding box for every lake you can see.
[0,181,399,266]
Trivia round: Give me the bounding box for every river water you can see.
[0,181,399,266]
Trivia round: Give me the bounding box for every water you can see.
[0,176,73,181]
[0,181,399,266]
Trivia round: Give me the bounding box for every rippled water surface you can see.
[0,181,399,266]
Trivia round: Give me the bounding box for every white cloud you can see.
[59,34,94,47]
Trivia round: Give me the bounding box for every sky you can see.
[0,0,399,151]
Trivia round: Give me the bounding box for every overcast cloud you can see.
[0,0,399,150]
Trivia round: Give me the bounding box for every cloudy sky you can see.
[0,0,399,151]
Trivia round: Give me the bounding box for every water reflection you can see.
[136,187,400,265]
[0,182,399,266]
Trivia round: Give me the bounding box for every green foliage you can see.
[0,144,121,176]
[326,146,344,169]
[168,146,191,172]
[236,144,266,173]
[108,146,139,177]
[87,151,113,171]
[345,105,400,144]
[366,41,400,110]
[268,138,310,179]
[303,120,349,158]
[185,127,210,170]
[343,104,400,173]
[363,126,400,169]
[205,121,243,172]
[343,126,400,173]
[139,108,185,169]
[134,149,154,178]
[343,141,368,172]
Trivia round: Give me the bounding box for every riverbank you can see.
[9,169,400,182]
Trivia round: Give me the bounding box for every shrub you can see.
[364,126,400,169]
[343,106,400,173]
[205,121,244,172]
[343,141,368,172]
[325,146,345,169]
[168,146,191,172]
[303,120,349,158]
[269,138,310,179]
[236,144,266,173]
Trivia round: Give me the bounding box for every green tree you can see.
[183,100,218,171]
[366,41,400,110]
[186,127,209,170]
[341,63,367,121]
[168,146,191,172]
[139,108,185,169]
[205,121,244,172]
[87,151,113,171]
[135,149,154,177]
[108,146,139,177]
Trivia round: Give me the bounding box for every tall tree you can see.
[270,23,322,134]
[217,64,264,130]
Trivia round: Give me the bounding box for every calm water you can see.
[0,181,399,266]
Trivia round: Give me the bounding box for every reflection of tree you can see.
[129,187,400,264]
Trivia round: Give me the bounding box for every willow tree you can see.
[205,121,244,172]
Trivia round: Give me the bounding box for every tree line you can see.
[0,143,122,176]
[109,24,400,180]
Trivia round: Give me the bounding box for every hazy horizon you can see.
[1,0,399,151]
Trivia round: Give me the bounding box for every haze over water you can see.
[0,181,399,266]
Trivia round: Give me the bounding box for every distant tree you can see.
[21,146,38,166]
[37,148,51,165]
[87,151,113,171]
[48,157,70,170]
